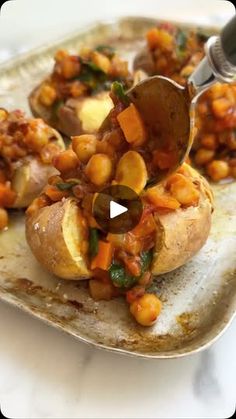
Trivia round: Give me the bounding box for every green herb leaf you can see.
[86,61,105,73]
[109,250,153,289]
[51,99,64,118]
[140,250,153,273]
[89,228,99,259]
[196,30,209,43]
[112,81,130,105]
[176,30,187,58]
[96,45,115,59]
[145,178,157,189]
[56,181,80,191]
[109,263,137,289]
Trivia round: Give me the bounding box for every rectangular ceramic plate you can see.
[0,17,236,358]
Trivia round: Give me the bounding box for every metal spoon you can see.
[127,15,236,184]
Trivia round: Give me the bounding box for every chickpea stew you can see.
[136,22,236,182]
[36,46,132,118]
[0,109,62,229]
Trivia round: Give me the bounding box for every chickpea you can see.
[39,84,57,107]
[130,293,162,326]
[72,134,97,163]
[70,81,87,98]
[54,49,69,62]
[0,108,8,122]
[212,98,231,118]
[194,148,215,166]
[180,65,194,78]
[226,132,236,151]
[85,154,113,186]
[169,174,200,206]
[53,149,79,174]
[208,83,227,100]
[59,56,81,80]
[0,208,8,230]
[200,134,217,150]
[207,160,229,181]
[25,119,50,151]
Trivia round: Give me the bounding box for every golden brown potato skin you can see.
[26,167,213,281]
[133,48,155,75]
[152,167,213,275]
[26,198,91,279]
[11,157,59,208]
[10,129,65,208]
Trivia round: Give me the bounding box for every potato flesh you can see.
[26,198,90,279]
[77,93,113,133]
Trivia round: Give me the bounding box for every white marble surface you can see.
[0,1,236,418]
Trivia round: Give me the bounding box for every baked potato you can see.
[29,46,133,137]
[0,108,65,229]
[26,83,213,326]
[26,165,212,277]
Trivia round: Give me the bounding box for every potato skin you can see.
[26,198,91,279]
[152,168,213,275]
[11,157,59,208]
[133,48,155,75]
[10,129,65,208]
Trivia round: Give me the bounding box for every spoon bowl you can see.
[127,76,192,183]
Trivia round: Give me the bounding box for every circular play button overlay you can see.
[93,185,143,234]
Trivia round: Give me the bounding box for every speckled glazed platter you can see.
[0,17,236,358]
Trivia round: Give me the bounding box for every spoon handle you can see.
[188,15,236,98]
[221,14,236,66]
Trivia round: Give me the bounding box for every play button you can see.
[110,201,128,219]
[93,185,143,234]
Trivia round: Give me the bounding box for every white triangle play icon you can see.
[110,200,128,219]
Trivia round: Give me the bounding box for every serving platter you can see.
[0,17,236,358]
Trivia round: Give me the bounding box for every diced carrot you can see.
[126,286,145,304]
[167,173,200,206]
[145,186,180,210]
[91,241,113,271]
[89,279,117,301]
[0,183,16,207]
[132,213,156,237]
[146,28,160,49]
[121,255,141,277]
[146,28,173,50]
[44,185,69,202]
[117,103,147,147]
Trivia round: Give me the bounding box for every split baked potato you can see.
[0,108,65,229]
[26,83,213,326]
[26,165,213,278]
[29,46,133,137]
